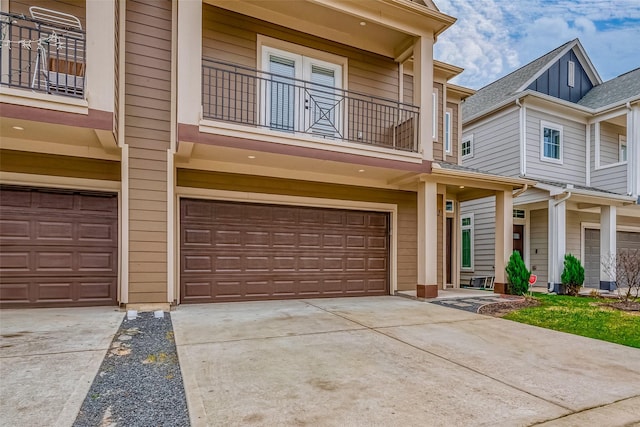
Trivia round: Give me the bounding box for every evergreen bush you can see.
[506,251,530,295]
[561,253,585,296]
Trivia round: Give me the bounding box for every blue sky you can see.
[433,0,640,89]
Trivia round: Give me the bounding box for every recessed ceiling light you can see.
[12,126,24,131]
[358,169,365,173]
[247,155,256,159]
[459,185,465,189]
[359,21,366,26]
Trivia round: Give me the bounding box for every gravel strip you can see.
[73,312,190,427]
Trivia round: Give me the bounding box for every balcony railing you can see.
[202,59,420,152]
[0,11,85,98]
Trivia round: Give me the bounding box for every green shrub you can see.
[561,253,585,296]
[506,251,531,295]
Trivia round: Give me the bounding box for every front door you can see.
[513,224,524,258]
[446,217,452,284]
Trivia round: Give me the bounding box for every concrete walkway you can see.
[172,296,640,426]
[0,307,124,427]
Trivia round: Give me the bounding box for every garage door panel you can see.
[0,186,118,308]
[584,229,640,288]
[180,199,389,303]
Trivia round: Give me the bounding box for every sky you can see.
[433,0,640,90]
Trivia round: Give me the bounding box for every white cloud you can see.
[434,0,640,88]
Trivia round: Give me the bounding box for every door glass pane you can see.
[307,65,338,137]
[269,56,296,131]
[462,229,471,268]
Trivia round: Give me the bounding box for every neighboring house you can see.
[460,39,640,292]
[0,0,529,309]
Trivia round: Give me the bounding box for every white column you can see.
[495,190,513,286]
[547,198,567,292]
[412,35,434,161]
[86,0,115,112]
[417,181,438,287]
[177,0,203,126]
[628,105,640,198]
[600,206,617,291]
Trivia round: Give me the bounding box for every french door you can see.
[261,46,343,138]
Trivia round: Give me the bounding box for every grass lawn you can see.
[504,293,640,348]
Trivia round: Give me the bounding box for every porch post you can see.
[494,190,513,293]
[548,198,567,293]
[412,35,434,161]
[599,206,617,291]
[177,0,202,126]
[417,180,438,297]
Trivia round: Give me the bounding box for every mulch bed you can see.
[478,297,540,317]
[602,300,640,312]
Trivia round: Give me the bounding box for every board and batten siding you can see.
[202,5,399,102]
[124,0,172,303]
[459,196,497,284]
[525,109,586,185]
[462,107,520,177]
[176,170,418,291]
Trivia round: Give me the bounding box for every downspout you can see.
[549,190,571,292]
[513,183,528,199]
[516,98,526,176]
[554,191,572,206]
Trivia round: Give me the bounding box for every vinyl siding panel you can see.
[447,101,459,164]
[525,109,586,185]
[459,196,496,284]
[530,208,548,284]
[591,165,627,193]
[0,150,120,181]
[591,122,627,193]
[202,5,399,102]
[462,108,520,176]
[124,0,171,303]
[177,170,418,291]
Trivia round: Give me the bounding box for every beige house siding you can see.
[202,5,399,101]
[0,150,120,181]
[177,169,418,291]
[433,82,443,161]
[124,0,172,303]
[447,101,459,164]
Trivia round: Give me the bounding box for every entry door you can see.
[446,217,452,284]
[262,46,342,137]
[513,225,524,258]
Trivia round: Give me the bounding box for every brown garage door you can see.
[180,199,389,303]
[0,186,118,308]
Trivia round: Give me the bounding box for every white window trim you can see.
[461,134,473,159]
[445,199,455,213]
[432,91,438,140]
[619,135,627,163]
[540,120,563,164]
[445,109,452,155]
[461,213,474,271]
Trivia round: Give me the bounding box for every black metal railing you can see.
[202,59,420,152]
[0,11,85,98]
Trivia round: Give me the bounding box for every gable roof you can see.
[577,68,640,109]
[462,40,576,119]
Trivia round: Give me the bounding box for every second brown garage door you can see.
[180,199,389,303]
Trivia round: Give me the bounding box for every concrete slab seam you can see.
[527,394,640,426]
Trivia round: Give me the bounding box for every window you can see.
[619,135,627,162]
[445,109,452,155]
[461,134,473,159]
[540,121,563,163]
[260,41,343,138]
[461,214,474,270]
[432,91,438,140]
[445,200,454,213]
[568,61,575,88]
[513,209,526,219]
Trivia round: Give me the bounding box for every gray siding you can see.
[513,187,550,205]
[590,122,627,193]
[591,164,627,193]
[459,196,497,283]
[125,0,172,303]
[525,109,586,184]
[599,123,624,165]
[462,108,520,177]
[529,208,548,284]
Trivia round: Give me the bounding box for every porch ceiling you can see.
[175,143,421,190]
[0,117,119,160]
[204,0,454,58]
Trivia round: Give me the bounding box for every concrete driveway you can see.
[172,296,640,427]
[0,307,123,427]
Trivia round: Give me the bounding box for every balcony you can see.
[0,10,85,99]
[202,59,420,153]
